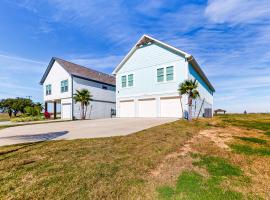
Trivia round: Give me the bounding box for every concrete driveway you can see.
[0,118,177,146]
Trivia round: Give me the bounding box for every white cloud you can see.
[0,53,45,101]
[70,55,123,71]
[205,0,270,24]
[0,54,46,74]
[135,0,166,16]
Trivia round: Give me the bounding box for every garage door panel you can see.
[62,103,71,119]
[160,97,181,118]
[119,100,135,117]
[138,99,156,117]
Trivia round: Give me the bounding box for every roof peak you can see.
[53,57,114,78]
[40,57,115,86]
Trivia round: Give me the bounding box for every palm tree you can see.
[73,89,92,120]
[178,79,200,121]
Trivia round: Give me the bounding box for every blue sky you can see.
[0,0,270,113]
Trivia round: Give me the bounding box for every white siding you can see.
[43,61,72,101]
[72,77,116,119]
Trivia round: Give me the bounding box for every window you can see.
[166,66,174,81]
[61,80,68,93]
[128,74,134,87]
[157,68,164,82]
[102,85,108,90]
[121,76,126,87]
[46,84,51,95]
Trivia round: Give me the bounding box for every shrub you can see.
[11,116,45,122]
[24,106,42,116]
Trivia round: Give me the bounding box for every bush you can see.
[24,106,42,116]
[11,116,45,123]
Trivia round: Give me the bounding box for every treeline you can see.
[0,98,43,118]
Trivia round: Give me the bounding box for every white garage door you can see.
[62,103,72,119]
[119,100,135,117]
[138,98,156,117]
[160,97,182,118]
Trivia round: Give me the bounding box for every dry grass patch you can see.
[0,113,10,122]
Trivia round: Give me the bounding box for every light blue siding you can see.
[117,43,188,98]
[188,63,213,117]
[188,63,213,95]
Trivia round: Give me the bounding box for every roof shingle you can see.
[40,57,115,86]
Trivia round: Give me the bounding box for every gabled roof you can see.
[112,34,215,92]
[40,57,115,86]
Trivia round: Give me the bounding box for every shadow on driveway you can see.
[0,131,68,142]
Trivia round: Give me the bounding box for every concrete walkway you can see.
[0,121,11,125]
[0,118,177,146]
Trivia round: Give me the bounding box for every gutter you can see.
[186,56,215,92]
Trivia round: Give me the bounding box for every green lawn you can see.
[0,114,270,199]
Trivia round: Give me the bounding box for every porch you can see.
[44,100,61,119]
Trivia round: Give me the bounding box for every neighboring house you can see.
[40,57,116,120]
[113,35,215,118]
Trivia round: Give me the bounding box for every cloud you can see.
[0,53,45,101]
[205,0,270,24]
[69,55,123,72]
[3,0,270,112]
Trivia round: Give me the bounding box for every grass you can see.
[218,114,270,131]
[158,155,243,200]
[1,114,270,199]
[231,144,270,156]
[264,131,270,137]
[192,154,242,177]
[235,136,268,145]
[0,120,205,199]
[0,113,10,122]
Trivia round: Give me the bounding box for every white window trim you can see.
[156,66,175,84]
[120,73,135,88]
[61,79,69,93]
[46,84,52,95]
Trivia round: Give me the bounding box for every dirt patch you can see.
[199,128,232,150]
[149,128,223,181]
[149,127,239,180]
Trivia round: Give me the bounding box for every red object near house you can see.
[44,111,50,119]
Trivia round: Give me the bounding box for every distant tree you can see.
[178,79,200,121]
[0,98,34,117]
[0,98,14,118]
[73,89,92,120]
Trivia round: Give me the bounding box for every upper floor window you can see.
[157,68,164,82]
[121,75,127,88]
[46,84,51,95]
[61,80,68,93]
[128,74,134,87]
[166,66,174,81]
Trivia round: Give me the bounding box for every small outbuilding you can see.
[214,109,226,115]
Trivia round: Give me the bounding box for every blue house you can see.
[113,35,215,118]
